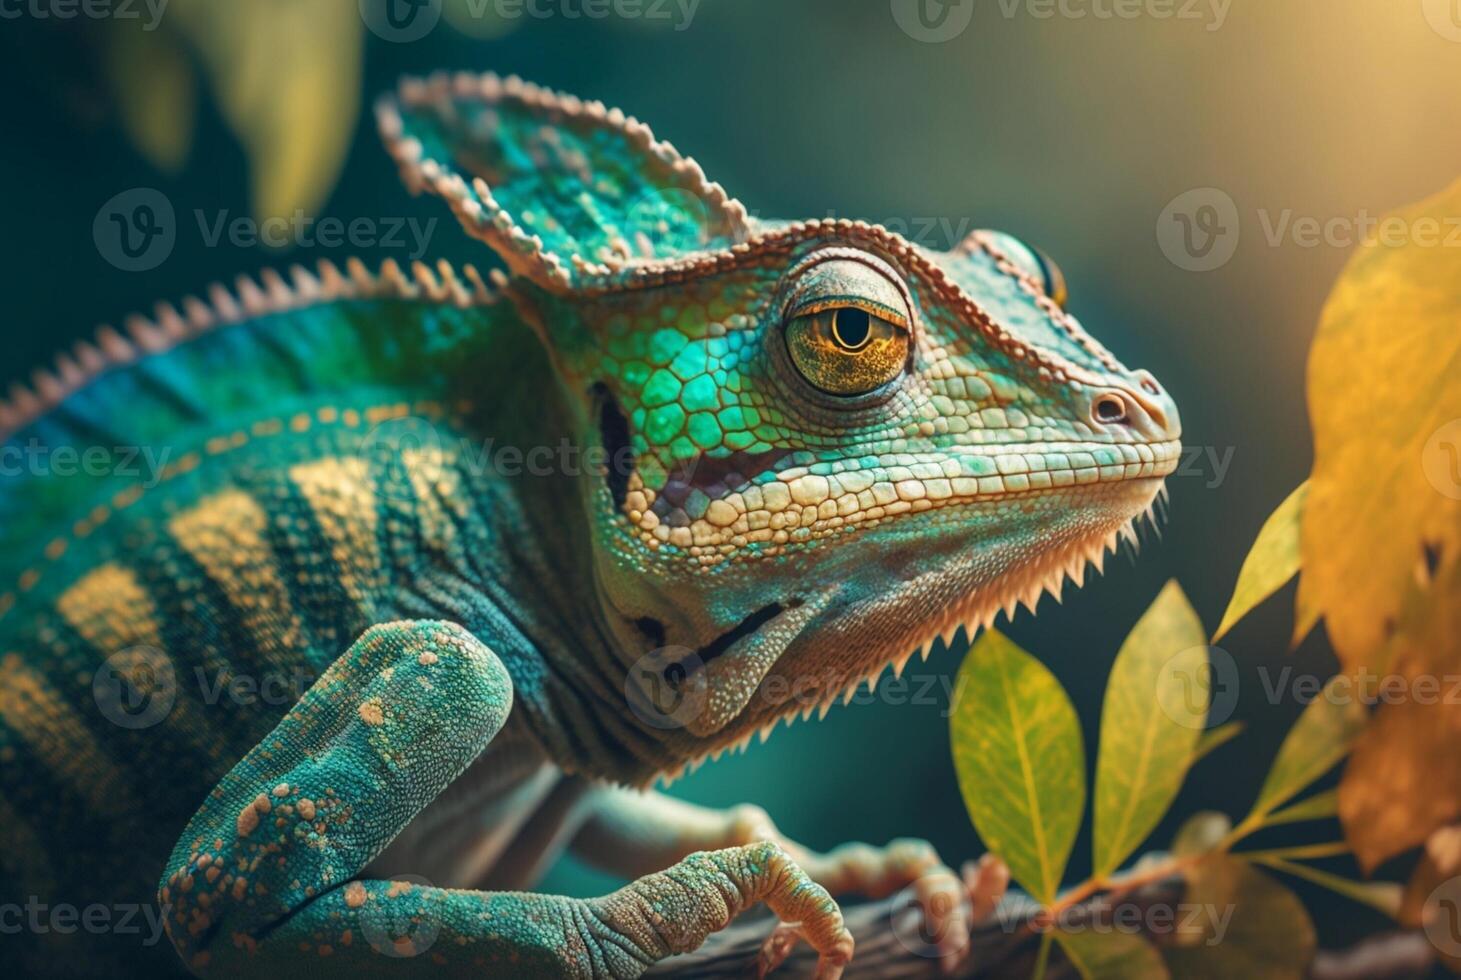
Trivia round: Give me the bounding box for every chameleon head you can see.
[380,73,1181,779]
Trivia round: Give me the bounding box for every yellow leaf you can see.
[1339,555,1461,869]
[105,22,197,172]
[1213,483,1307,643]
[1300,176,1461,660]
[1300,176,1461,870]
[167,0,364,224]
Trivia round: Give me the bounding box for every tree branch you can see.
[646,878,1437,979]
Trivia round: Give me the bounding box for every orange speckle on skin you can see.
[344,882,367,909]
[418,651,438,666]
[297,798,316,821]
[358,699,384,726]
[44,538,67,560]
[272,783,290,798]
[236,800,261,838]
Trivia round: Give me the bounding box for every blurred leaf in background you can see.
[1296,177,1461,870]
[103,0,364,226]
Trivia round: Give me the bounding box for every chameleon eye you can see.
[785,303,910,396]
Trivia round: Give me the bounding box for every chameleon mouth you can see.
[627,439,1182,566]
[658,475,1170,778]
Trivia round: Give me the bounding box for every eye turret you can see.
[984,232,1069,309]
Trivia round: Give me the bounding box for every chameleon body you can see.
[0,73,1180,978]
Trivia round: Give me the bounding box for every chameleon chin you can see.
[0,72,1178,978]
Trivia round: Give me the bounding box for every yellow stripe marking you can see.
[57,564,223,762]
[0,653,139,820]
[290,457,384,612]
[58,563,166,653]
[169,490,305,665]
[403,448,468,556]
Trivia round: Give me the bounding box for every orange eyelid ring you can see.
[788,298,910,332]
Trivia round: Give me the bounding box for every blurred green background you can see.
[3,0,1460,953]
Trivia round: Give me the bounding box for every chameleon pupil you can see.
[832,308,872,350]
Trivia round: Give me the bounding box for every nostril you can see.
[1093,394,1129,425]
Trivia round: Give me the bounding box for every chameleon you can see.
[0,72,1180,978]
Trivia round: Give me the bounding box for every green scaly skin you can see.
[0,72,1181,978]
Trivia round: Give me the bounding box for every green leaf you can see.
[1263,788,1339,827]
[1189,722,1245,769]
[1055,929,1169,980]
[951,629,1085,904]
[1250,856,1401,917]
[1093,582,1207,877]
[1249,676,1366,823]
[1163,857,1316,979]
[1213,484,1307,642]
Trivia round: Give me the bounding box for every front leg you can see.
[571,789,1008,970]
[159,621,851,978]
